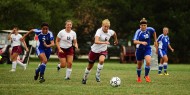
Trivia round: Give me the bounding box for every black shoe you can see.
[39,77,45,83]
[57,66,60,72]
[34,69,39,80]
[82,79,87,84]
[65,77,70,80]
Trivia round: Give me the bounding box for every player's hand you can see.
[58,49,64,53]
[105,41,110,45]
[141,42,147,45]
[43,42,48,47]
[171,48,174,52]
[114,41,118,45]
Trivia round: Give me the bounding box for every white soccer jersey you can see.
[11,34,22,47]
[57,29,77,49]
[91,28,115,53]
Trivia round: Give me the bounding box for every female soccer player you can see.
[133,18,157,83]
[8,27,28,72]
[56,20,79,80]
[82,19,118,84]
[157,27,174,75]
[22,23,54,83]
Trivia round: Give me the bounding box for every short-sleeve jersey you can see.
[11,34,22,47]
[133,27,155,49]
[91,27,115,53]
[33,29,54,49]
[57,29,77,49]
[157,34,170,51]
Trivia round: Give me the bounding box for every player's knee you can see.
[99,60,104,64]
[60,64,66,68]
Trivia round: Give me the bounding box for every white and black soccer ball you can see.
[110,77,121,87]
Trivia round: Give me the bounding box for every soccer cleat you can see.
[144,76,151,82]
[9,69,16,72]
[65,77,70,80]
[57,66,60,72]
[39,77,45,83]
[137,77,142,83]
[82,79,87,84]
[164,72,169,75]
[95,75,101,82]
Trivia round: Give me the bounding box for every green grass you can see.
[0,59,190,95]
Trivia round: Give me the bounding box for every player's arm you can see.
[21,39,29,52]
[153,32,158,48]
[44,40,55,48]
[112,32,118,45]
[94,36,110,44]
[133,40,147,45]
[56,37,63,53]
[22,29,34,39]
[73,39,79,49]
[168,44,174,52]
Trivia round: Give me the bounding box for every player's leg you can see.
[162,55,169,75]
[82,51,97,84]
[38,53,47,83]
[10,53,19,72]
[158,49,164,75]
[65,55,73,80]
[16,56,27,70]
[57,48,67,71]
[95,54,106,82]
[136,50,143,82]
[144,48,152,82]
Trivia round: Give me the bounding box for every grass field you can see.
[0,59,190,95]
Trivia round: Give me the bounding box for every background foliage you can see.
[0,0,189,63]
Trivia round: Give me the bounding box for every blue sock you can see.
[40,63,46,77]
[35,67,40,75]
[137,68,141,77]
[145,66,150,76]
[163,63,168,73]
[158,65,163,74]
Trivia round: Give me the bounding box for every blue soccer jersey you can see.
[133,27,155,49]
[33,29,54,59]
[157,34,170,51]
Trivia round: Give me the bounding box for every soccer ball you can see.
[110,77,121,87]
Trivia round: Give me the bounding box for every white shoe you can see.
[10,69,16,72]
[23,64,27,70]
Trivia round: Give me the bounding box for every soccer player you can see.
[82,19,118,84]
[133,18,157,82]
[8,27,29,72]
[157,27,174,75]
[22,23,54,83]
[56,20,79,80]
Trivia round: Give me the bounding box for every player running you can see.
[157,27,174,75]
[56,20,79,80]
[133,18,158,83]
[22,23,54,83]
[8,26,29,72]
[82,19,118,84]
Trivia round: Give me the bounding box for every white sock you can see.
[66,68,72,78]
[58,63,60,68]
[96,63,104,77]
[12,61,17,70]
[17,60,25,67]
[83,68,91,80]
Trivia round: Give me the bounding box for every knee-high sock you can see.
[145,66,150,76]
[158,64,163,74]
[137,68,141,77]
[96,63,104,77]
[83,68,91,80]
[12,61,17,70]
[40,63,46,77]
[163,62,168,73]
[66,68,72,78]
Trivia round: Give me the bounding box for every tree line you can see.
[0,0,189,63]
